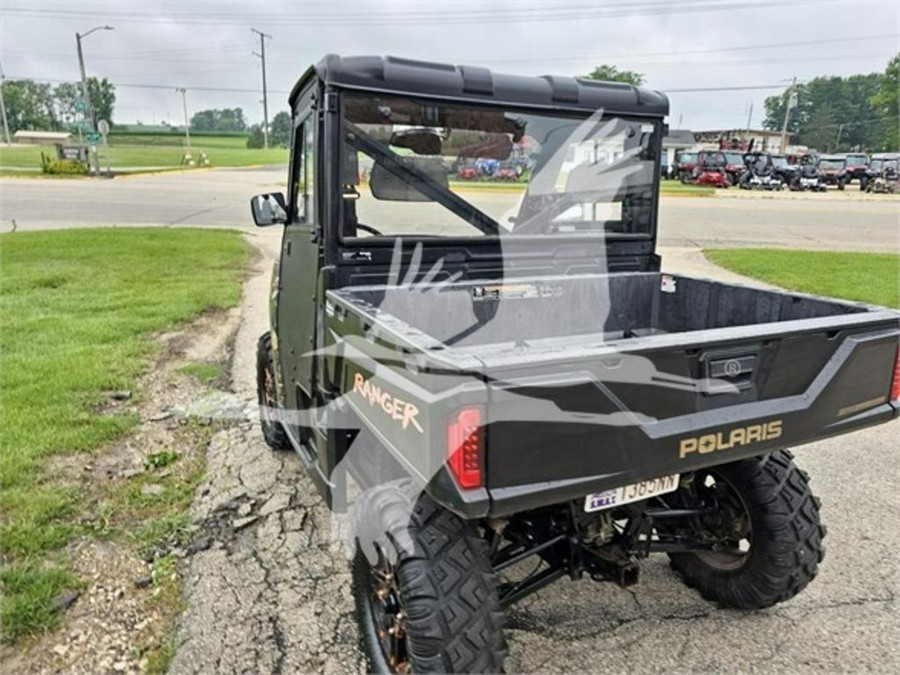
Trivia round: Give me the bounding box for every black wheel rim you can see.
[690,470,753,572]
[366,547,410,674]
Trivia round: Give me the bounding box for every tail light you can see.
[890,346,900,402]
[447,407,484,490]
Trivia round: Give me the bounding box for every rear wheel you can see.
[256,331,291,451]
[352,481,507,673]
[667,450,825,610]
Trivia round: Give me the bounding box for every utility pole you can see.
[0,60,11,146]
[835,123,844,150]
[745,101,753,140]
[779,76,797,154]
[75,25,113,174]
[251,28,271,149]
[176,87,190,149]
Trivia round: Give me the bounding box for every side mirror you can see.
[251,193,288,227]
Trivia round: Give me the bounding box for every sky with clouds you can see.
[1,0,897,131]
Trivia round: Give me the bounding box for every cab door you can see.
[277,103,321,421]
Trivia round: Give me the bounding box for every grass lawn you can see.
[0,134,287,172]
[0,228,248,642]
[659,181,715,197]
[705,249,900,308]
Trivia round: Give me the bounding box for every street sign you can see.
[98,119,110,136]
[75,98,88,113]
[58,145,88,163]
[86,132,100,145]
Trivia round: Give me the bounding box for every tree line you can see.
[189,108,291,148]
[8,57,894,153]
[762,54,898,152]
[1,78,116,133]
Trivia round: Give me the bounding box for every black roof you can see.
[290,54,669,118]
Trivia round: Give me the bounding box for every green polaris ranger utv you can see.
[251,55,900,673]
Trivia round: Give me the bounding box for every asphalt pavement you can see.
[1,167,898,254]
[3,167,898,672]
[168,225,898,674]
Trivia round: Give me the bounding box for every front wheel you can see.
[667,450,825,610]
[256,332,292,450]
[352,481,507,673]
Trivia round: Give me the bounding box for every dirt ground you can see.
[0,305,247,674]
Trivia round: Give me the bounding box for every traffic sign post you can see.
[98,119,111,176]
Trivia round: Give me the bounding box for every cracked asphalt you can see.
[169,225,899,674]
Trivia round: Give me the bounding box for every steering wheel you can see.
[354,223,383,237]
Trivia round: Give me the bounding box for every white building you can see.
[13,131,73,145]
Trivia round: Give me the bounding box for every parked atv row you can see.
[668,149,897,193]
[790,153,894,193]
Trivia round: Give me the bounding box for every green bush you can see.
[39,154,88,176]
[246,126,265,149]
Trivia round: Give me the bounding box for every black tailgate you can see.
[482,316,899,516]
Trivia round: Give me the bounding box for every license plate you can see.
[584,474,680,512]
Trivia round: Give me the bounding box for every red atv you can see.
[493,165,519,181]
[693,151,731,188]
[817,155,849,189]
[674,150,699,184]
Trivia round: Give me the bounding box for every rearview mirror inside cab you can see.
[251,193,288,226]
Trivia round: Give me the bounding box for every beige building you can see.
[13,131,73,145]
[693,128,785,152]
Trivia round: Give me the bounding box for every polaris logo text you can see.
[679,420,782,459]
[352,372,424,433]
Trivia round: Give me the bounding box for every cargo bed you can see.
[328,272,899,517]
[328,271,887,353]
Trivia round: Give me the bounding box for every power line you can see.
[0,0,852,26]
[2,75,291,95]
[7,33,894,65]
[668,84,786,93]
[0,44,258,63]
[804,115,898,130]
[487,33,899,65]
[1,73,798,96]
[603,53,896,71]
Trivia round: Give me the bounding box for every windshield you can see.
[724,152,744,165]
[818,159,845,171]
[676,152,697,164]
[771,156,789,168]
[340,93,658,240]
[702,152,726,167]
[846,154,867,166]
